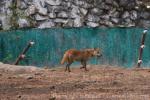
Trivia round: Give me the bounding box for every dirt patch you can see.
[0,63,150,100]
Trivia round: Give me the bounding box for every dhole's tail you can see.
[61,54,67,64]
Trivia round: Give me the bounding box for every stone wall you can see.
[0,0,150,30]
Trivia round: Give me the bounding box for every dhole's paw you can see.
[68,70,71,72]
[80,67,84,69]
[85,69,89,71]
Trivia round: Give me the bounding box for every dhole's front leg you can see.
[80,61,88,71]
[84,61,88,71]
[80,60,85,69]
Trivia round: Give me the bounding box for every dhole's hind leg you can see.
[65,62,72,72]
[65,65,68,72]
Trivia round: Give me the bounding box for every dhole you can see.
[61,48,102,72]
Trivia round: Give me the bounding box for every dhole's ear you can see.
[94,48,97,50]
[94,48,100,50]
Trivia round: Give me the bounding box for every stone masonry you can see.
[0,0,150,30]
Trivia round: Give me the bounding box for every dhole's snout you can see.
[97,54,102,57]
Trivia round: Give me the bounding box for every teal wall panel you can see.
[0,28,149,68]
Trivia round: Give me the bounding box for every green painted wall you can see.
[0,28,150,68]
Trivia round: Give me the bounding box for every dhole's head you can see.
[93,48,102,57]
[86,48,102,57]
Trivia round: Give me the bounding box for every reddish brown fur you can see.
[61,48,102,72]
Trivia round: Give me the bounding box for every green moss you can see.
[3,53,13,63]
[9,1,19,29]
[9,1,36,29]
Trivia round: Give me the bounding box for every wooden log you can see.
[137,30,147,68]
[14,41,34,65]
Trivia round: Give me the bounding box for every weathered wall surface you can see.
[0,0,150,30]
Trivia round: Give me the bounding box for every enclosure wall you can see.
[0,28,150,67]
